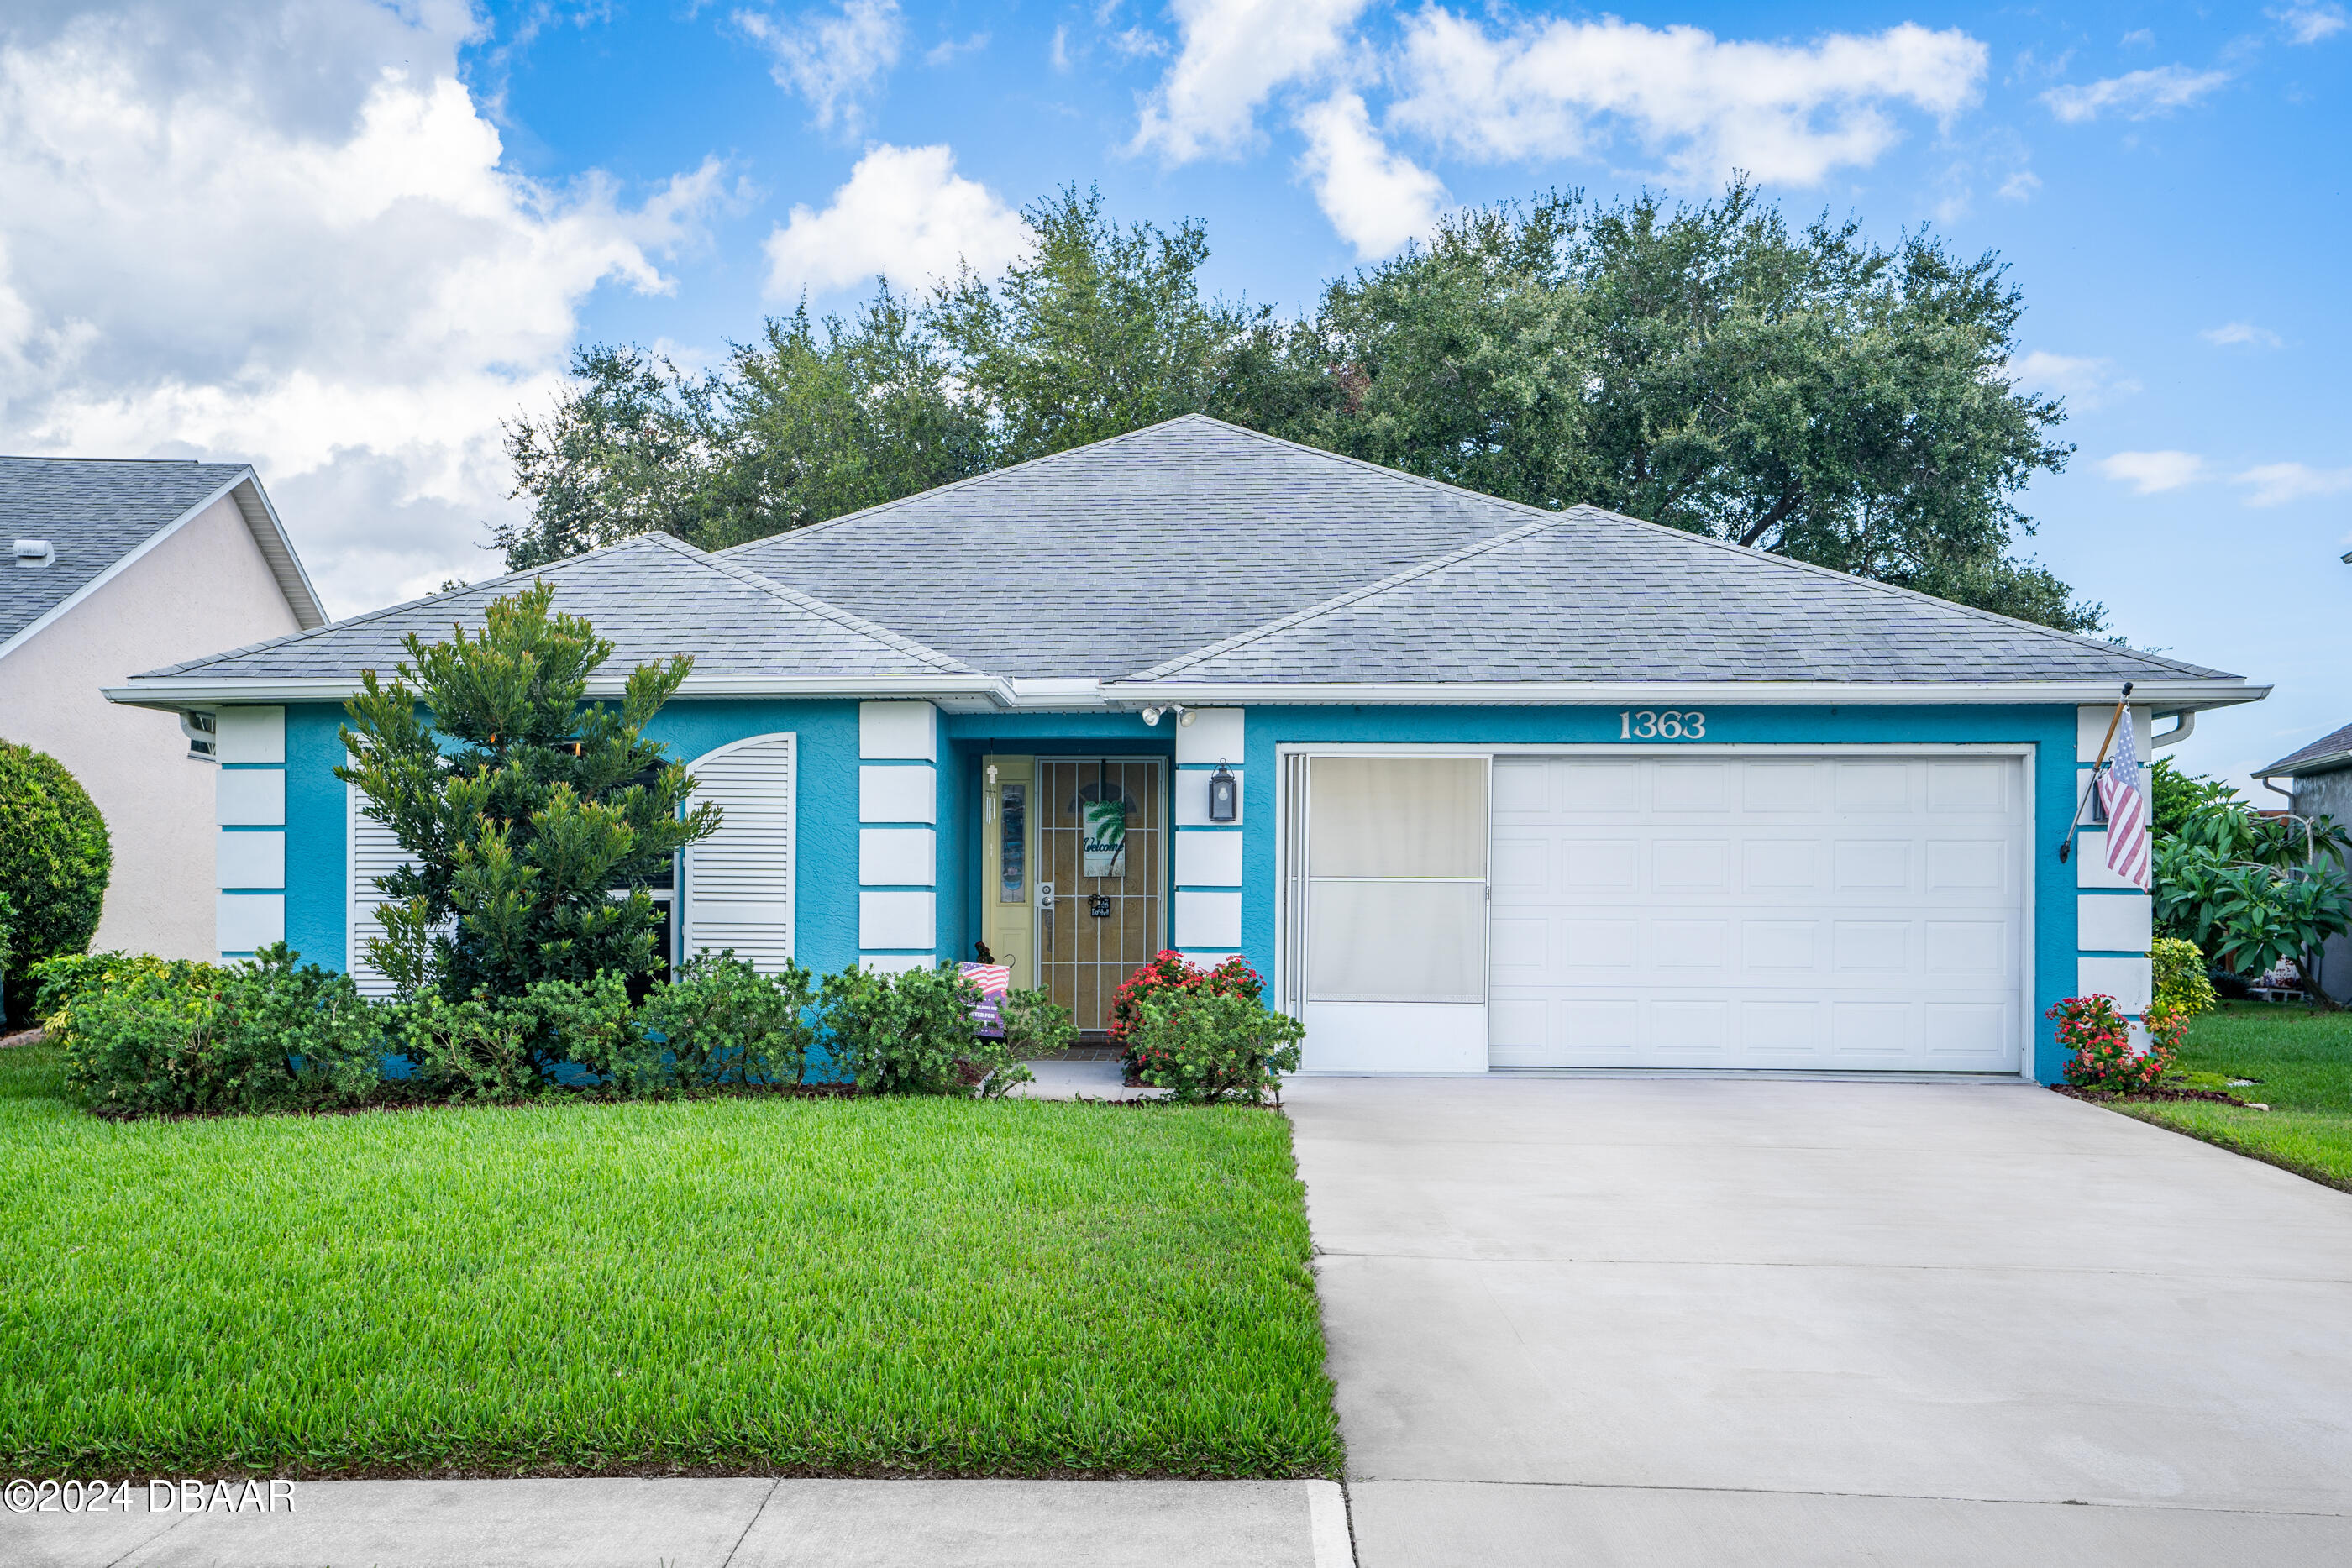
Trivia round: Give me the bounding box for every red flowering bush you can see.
[2050,993,2180,1095]
[1110,950,1263,1072]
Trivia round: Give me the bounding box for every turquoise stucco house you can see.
[103,417,2265,1083]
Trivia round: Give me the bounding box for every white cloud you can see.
[1131,0,1371,163]
[2043,65,2228,123]
[735,0,903,132]
[2274,4,2349,44]
[1294,93,1447,258]
[923,31,987,66]
[2203,321,2285,348]
[2120,28,2155,48]
[2097,451,2207,494]
[0,2,718,616]
[1050,24,1070,71]
[1110,27,1168,60]
[1388,14,1985,186]
[2009,350,2139,410]
[1998,170,2042,200]
[2235,462,2352,506]
[764,143,1026,297]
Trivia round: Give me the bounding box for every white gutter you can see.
[1099,679,2269,710]
[104,672,1024,711]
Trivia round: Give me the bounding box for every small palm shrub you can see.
[1131,989,1305,1105]
[61,945,382,1114]
[0,741,113,1025]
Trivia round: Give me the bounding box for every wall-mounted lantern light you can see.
[1207,761,1238,823]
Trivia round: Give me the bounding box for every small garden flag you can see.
[2099,711,2150,890]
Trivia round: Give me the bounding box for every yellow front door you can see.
[980,756,1037,990]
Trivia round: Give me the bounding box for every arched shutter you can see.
[348,782,414,999]
[681,732,797,973]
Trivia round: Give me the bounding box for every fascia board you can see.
[2260,750,2352,780]
[1098,679,2271,710]
[102,672,1023,711]
[232,475,328,628]
[0,471,249,666]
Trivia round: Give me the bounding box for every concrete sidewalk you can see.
[2,1476,1354,1568]
[1288,1075,2352,1566]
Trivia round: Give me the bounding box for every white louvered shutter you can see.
[348,782,415,998]
[681,733,796,973]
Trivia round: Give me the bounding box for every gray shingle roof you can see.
[1,457,250,648]
[143,532,974,682]
[118,415,2252,698]
[722,416,1526,680]
[1126,506,2236,686]
[2260,721,2352,778]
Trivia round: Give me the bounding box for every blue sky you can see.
[0,0,2344,788]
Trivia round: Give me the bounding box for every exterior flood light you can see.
[1141,706,1162,726]
[1207,762,1238,823]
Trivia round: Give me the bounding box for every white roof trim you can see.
[227,475,327,629]
[1100,679,2270,710]
[103,672,1022,711]
[0,471,252,666]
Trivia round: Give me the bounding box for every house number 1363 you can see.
[1620,709,1705,739]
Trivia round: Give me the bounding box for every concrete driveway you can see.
[1285,1077,2352,1566]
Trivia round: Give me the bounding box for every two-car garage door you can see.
[1291,752,2029,1074]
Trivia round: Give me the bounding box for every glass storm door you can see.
[1037,758,1165,1033]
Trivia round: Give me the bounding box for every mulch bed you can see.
[2052,1084,2251,1106]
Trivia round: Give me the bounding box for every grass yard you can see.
[2115,1001,2352,1192]
[0,1043,1340,1480]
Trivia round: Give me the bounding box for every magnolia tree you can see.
[338,581,718,1000]
[2153,786,2350,1008]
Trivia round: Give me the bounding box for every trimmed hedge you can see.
[0,741,112,1026]
[56,947,1067,1117]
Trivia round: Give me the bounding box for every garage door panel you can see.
[1741,761,1822,811]
[1562,836,1639,889]
[1742,839,1821,892]
[1490,755,2026,1073]
[1653,762,1732,810]
[1926,838,2008,892]
[1834,840,1912,891]
[1835,760,1912,811]
[1654,840,1732,890]
[1492,834,1550,891]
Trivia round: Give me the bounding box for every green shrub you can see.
[387,989,545,1103]
[525,971,655,1097]
[637,952,819,1093]
[1110,950,1266,1075]
[2049,993,2172,1096]
[61,944,383,1114]
[0,740,113,1025]
[0,889,14,999]
[2151,936,2218,1017]
[1131,990,1305,1105]
[820,963,997,1095]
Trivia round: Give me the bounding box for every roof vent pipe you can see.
[13,538,54,567]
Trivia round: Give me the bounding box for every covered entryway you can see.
[1035,757,1164,1033]
[1489,754,2027,1072]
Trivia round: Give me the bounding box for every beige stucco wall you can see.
[0,494,303,959]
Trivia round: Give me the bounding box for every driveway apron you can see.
[1285,1076,2352,1566]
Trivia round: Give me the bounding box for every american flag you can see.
[2099,711,2150,890]
[958,962,1013,1037]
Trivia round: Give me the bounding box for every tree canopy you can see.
[497,181,2097,632]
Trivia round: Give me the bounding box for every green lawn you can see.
[2115,1001,2352,1192]
[0,1044,1340,1480]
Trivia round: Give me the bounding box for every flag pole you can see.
[2058,681,2133,864]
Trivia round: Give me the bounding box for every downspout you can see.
[2150,710,2194,749]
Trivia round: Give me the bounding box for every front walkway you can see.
[1285,1075,2352,1566]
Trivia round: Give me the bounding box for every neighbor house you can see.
[102,417,2263,1080]
[3,458,324,960]
[2257,720,2352,1004]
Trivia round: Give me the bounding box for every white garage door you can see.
[1488,754,2027,1072]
